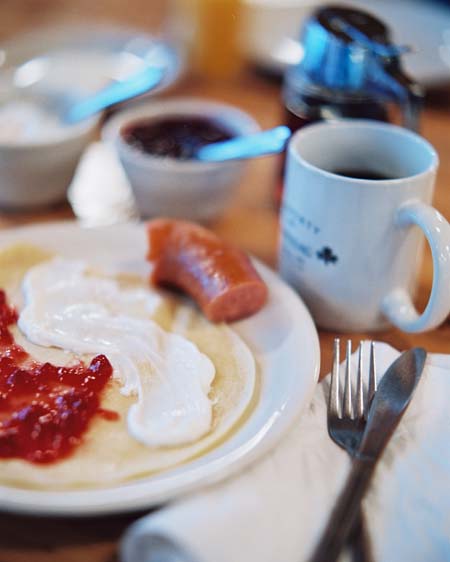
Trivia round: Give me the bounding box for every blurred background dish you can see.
[102,98,260,221]
[0,23,183,100]
[241,0,321,70]
[241,0,450,88]
[0,23,182,210]
[0,104,97,209]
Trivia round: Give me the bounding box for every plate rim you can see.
[0,221,320,516]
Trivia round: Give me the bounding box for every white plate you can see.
[0,23,183,98]
[242,0,450,87]
[0,222,320,516]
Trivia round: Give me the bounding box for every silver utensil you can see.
[64,65,164,124]
[195,125,291,162]
[327,339,376,562]
[328,340,377,454]
[311,345,427,562]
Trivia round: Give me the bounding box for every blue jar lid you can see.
[298,5,408,91]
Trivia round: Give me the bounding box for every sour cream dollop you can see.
[18,259,216,447]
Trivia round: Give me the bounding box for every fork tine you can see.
[368,342,378,403]
[343,340,353,419]
[367,341,378,411]
[329,338,341,418]
[356,342,364,418]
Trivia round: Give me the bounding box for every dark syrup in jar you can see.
[121,116,235,160]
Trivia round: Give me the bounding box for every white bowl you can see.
[102,98,260,221]
[240,0,321,72]
[0,91,98,209]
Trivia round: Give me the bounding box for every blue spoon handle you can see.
[196,125,291,162]
[65,66,164,124]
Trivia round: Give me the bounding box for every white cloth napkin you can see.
[67,142,138,226]
[121,343,450,562]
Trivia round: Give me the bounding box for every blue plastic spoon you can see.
[196,125,292,162]
[64,66,164,124]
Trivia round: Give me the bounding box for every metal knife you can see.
[309,348,427,562]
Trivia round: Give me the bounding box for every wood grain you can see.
[0,2,449,561]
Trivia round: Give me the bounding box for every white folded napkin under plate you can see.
[121,342,450,562]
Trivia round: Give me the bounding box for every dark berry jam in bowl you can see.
[121,116,235,161]
[102,98,260,221]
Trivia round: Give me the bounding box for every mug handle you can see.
[382,201,450,333]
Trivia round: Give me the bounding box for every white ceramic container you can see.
[279,120,450,333]
[102,98,260,221]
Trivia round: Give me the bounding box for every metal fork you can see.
[311,339,377,562]
[328,339,377,454]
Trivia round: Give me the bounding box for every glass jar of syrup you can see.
[276,5,423,208]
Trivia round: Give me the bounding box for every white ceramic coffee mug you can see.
[279,120,450,333]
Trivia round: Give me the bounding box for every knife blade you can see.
[358,347,426,461]
[309,348,427,562]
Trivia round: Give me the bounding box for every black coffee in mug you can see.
[332,168,393,180]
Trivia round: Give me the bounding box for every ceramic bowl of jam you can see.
[102,98,260,221]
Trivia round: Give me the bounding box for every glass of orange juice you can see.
[170,0,242,79]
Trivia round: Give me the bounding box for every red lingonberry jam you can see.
[0,289,117,464]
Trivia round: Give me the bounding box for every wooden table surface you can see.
[0,4,450,562]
